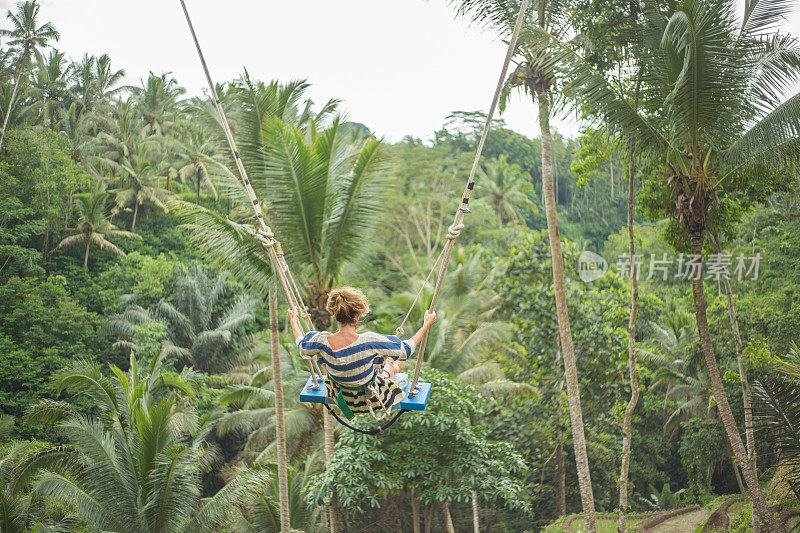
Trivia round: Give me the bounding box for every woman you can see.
[288,287,436,420]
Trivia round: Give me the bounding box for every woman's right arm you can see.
[410,310,437,347]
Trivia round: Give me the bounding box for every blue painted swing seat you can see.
[299,372,432,411]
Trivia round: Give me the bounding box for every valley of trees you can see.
[1,0,799,531]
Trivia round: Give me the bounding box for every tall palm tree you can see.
[0,0,59,151]
[526,1,800,527]
[112,140,170,229]
[28,48,73,128]
[57,181,141,267]
[132,72,185,137]
[478,154,536,225]
[711,233,758,530]
[450,1,598,528]
[175,125,222,204]
[71,53,126,117]
[24,354,270,532]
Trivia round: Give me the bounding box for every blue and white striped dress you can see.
[296,331,416,416]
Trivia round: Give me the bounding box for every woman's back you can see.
[297,330,414,387]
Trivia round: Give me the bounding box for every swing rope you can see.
[178,0,325,385]
[406,0,532,396]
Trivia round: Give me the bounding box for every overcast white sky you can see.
[1,0,798,142]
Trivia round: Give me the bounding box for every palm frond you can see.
[724,91,800,168]
[34,471,125,531]
[0,414,14,439]
[23,400,75,427]
[169,200,274,297]
[321,133,392,278]
[752,377,800,463]
[184,465,275,533]
[740,0,796,37]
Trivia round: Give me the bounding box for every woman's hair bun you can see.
[326,287,369,325]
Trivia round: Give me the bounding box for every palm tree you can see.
[0,433,63,532]
[478,155,536,225]
[132,72,185,137]
[175,79,379,533]
[526,1,800,527]
[173,115,391,329]
[175,125,222,204]
[373,247,511,376]
[235,456,323,533]
[57,181,141,267]
[112,140,170,229]
[218,337,324,461]
[24,354,270,532]
[711,233,758,530]
[0,0,59,151]
[28,48,73,129]
[71,53,125,117]
[450,1,598,528]
[58,102,99,168]
[156,263,257,373]
[640,320,698,418]
[57,103,99,227]
[98,97,147,166]
[107,264,256,373]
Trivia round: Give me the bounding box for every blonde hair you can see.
[326,287,370,325]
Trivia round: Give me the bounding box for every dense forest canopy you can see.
[1,0,799,532]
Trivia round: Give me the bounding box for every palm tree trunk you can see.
[83,238,91,267]
[471,491,480,533]
[610,160,614,199]
[269,287,291,533]
[688,231,783,532]
[712,236,759,533]
[131,201,139,230]
[618,150,640,533]
[732,455,746,494]
[323,408,341,533]
[64,188,73,230]
[556,382,567,517]
[0,65,24,152]
[196,176,201,205]
[537,89,597,532]
[441,501,456,533]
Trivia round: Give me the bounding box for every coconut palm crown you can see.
[57,180,141,266]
